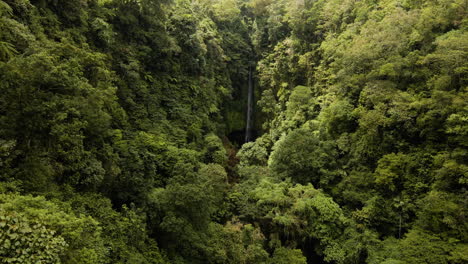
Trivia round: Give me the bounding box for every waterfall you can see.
[245,64,254,142]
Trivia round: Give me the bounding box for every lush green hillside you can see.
[0,0,466,263]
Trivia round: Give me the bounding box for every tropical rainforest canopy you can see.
[0,0,467,263]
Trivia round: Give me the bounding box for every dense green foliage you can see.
[0,0,466,263]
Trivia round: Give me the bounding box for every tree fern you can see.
[0,41,17,61]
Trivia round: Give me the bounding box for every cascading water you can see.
[245,64,254,142]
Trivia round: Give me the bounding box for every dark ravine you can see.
[245,63,254,142]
